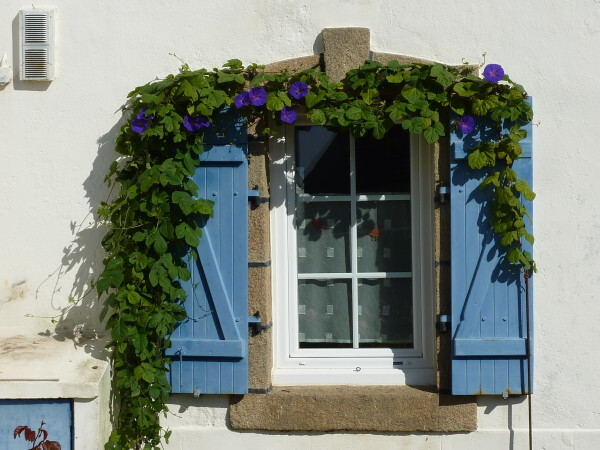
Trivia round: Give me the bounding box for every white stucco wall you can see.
[1,0,599,448]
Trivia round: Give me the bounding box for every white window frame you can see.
[270,120,435,385]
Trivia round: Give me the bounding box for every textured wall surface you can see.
[1,0,600,448]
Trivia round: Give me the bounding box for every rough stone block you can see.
[264,55,321,74]
[248,328,272,391]
[322,28,370,82]
[248,203,271,265]
[371,52,436,66]
[248,266,272,323]
[229,386,477,432]
[248,142,269,195]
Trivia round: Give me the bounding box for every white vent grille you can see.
[19,9,55,81]
[24,48,49,79]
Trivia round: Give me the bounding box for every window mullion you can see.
[350,137,359,349]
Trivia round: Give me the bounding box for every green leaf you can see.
[96,270,124,294]
[205,89,227,108]
[407,117,425,133]
[179,267,191,281]
[149,270,158,287]
[514,219,525,228]
[127,290,141,305]
[515,179,536,200]
[401,85,421,104]
[140,92,165,106]
[223,58,243,70]
[361,88,379,104]
[472,95,501,116]
[196,199,214,215]
[481,172,500,187]
[509,126,527,142]
[449,96,466,115]
[266,92,284,111]
[472,98,488,116]
[149,387,161,400]
[346,106,363,120]
[371,119,391,140]
[386,102,407,122]
[453,82,477,97]
[178,80,198,101]
[182,151,197,175]
[430,64,455,88]
[160,114,183,133]
[423,126,441,143]
[309,109,326,125]
[217,71,236,84]
[176,222,201,247]
[133,231,147,242]
[305,91,322,108]
[277,91,292,107]
[172,191,195,215]
[507,248,522,264]
[153,235,167,254]
[500,231,518,246]
[468,143,497,169]
[386,72,406,83]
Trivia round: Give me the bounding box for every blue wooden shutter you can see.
[166,109,249,394]
[450,105,533,396]
[0,399,72,450]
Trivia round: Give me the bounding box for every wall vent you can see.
[19,9,55,81]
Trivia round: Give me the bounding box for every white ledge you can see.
[0,334,109,399]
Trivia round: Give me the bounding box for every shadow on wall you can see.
[480,395,526,450]
[34,115,129,362]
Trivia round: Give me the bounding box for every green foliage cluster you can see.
[99,59,534,448]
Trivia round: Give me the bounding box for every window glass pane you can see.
[355,127,410,194]
[356,201,412,272]
[358,278,413,348]
[298,279,352,348]
[297,201,351,273]
[295,126,350,195]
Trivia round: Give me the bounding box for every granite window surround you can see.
[229,27,477,432]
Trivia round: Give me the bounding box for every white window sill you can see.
[272,367,436,386]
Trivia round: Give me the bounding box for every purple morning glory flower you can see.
[183,115,211,132]
[234,91,250,108]
[131,109,154,134]
[483,64,505,83]
[248,87,267,106]
[459,115,475,134]
[280,106,297,124]
[289,81,309,99]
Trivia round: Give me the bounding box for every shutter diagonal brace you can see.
[197,227,243,343]
[453,228,528,357]
[166,227,244,358]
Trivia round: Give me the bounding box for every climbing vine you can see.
[98,58,534,448]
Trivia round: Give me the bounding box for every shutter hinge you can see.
[436,314,450,332]
[248,314,272,334]
[436,186,450,203]
[248,187,269,208]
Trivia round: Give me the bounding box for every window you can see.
[270,121,435,385]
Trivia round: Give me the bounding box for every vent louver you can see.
[24,14,49,43]
[19,9,55,81]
